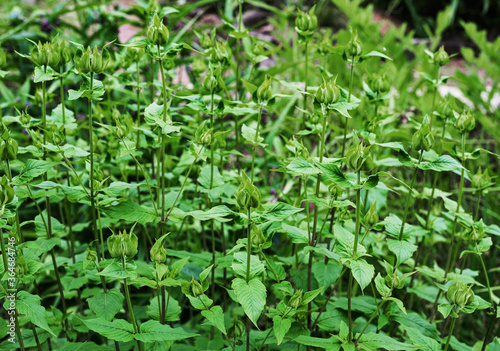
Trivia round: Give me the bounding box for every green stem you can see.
[246,207,252,283]
[159,49,168,237]
[398,148,424,241]
[341,56,355,158]
[259,249,280,283]
[347,270,354,341]
[122,255,144,351]
[250,106,263,182]
[355,300,387,344]
[443,316,456,351]
[353,171,361,256]
[302,41,309,128]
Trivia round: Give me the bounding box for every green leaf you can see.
[201,306,226,335]
[438,303,453,319]
[97,260,138,280]
[83,318,134,342]
[144,102,181,135]
[13,291,57,337]
[241,79,258,95]
[87,289,124,321]
[405,327,440,351]
[419,155,464,175]
[387,239,418,266]
[287,157,320,177]
[232,277,267,327]
[385,297,407,314]
[282,223,309,244]
[273,316,291,345]
[362,51,393,61]
[334,222,367,259]
[350,259,374,291]
[302,287,324,305]
[374,273,391,298]
[187,294,213,310]
[68,75,105,101]
[33,66,58,83]
[241,124,266,147]
[232,252,265,279]
[102,201,159,225]
[358,332,416,350]
[12,159,59,185]
[312,261,342,288]
[294,335,340,350]
[316,163,353,188]
[135,320,197,343]
[147,293,181,322]
[261,202,303,222]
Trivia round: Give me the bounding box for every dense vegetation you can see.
[0,0,499,350]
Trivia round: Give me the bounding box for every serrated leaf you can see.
[12,291,57,337]
[312,261,342,288]
[135,320,197,343]
[419,155,464,175]
[12,159,59,185]
[87,289,124,321]
[232,277,267,327]
[33,66,58,83]
[406,327,440,351]
[101,201,159,225]
[350,259,374,291]
[144,102,181,135]
[273,316,291,345]
[282,223,309,244]
[316,163,353,188]
[261,202,303,222]
[83,318,134,342]
[241,124,266,147]
[387,239,417,266]
[358,332,417,350]
[438,303,453,319]
[201,306,226,335]
[231,253,265,279]
[287,157,320,177]
[385,297,407,314]
[374,273,391,298]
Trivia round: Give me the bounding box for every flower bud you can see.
[467,220,485,242]
[19,109,31,126]
[211,41,231,64]
[189,277,204,297]
[368,74,390,95]
[364,201,378,227]
[146,0,159,15]
[30,41,48,67]
[150,238,167,263]
[2,138,18,161]
[296,142,309,159]
[227,319,245,338]
[74,47,91,74]
[385,269,404,289]
[256,75,272,103]
[437,97,455,120]
[107,234,122,258]
[202,66,223,93]
[412,115,433,151]
[447,281,474,308]
[236,173,261,209]
[251,41,264,56]
[46,43,61,68]
[433,46,449,67]
[455,110,475,134]
[346,28,362,58]
[288,289,303,309]
[147,12,169,45]
[471,168,491,192]
[251,224,266,247]
[199,129,212,146]
[199,32,212,48]
[123,231,138,258]
[191,57,206,77]
[86,247,97,262]
[295,6,317,39]
[53,35,71,65]
[329,183,344,198]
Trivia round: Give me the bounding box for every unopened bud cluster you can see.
[0,124,18,161]
[0,176,15,206]
[455,110,475,134]
[447,281,474,308]
[107,229,139,258]
[315,77,340,105]
[74,45,111,74]
[412,115,434,151]
[345,136,373,172]
[236,174,261,209]
[295,6,317,40]
[147,12,169,46]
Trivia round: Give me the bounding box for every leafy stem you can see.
[122,255,144,351]
[250,105,263,182]
[443,315,457,351]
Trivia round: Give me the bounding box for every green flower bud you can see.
[385,269,404,289]
[471,168,491,192]
[368,74,390,95]
[189,277,204,297]
[0,123,8,140]
[256,75,272,103]
[412,115,433,151]
[295,6,317,39]
[251,224,266,247]
[47,43,61,68]
[364,201,378,227]
[422,132,434,152]
[107,234,122,258]
[447,281,474,308]
[202,66,223,93]
[436,97,455,120]
[467,220,485,242]
[150,238,167,263]
[19,109,31,126]
[236,173,261,209]
[199,129,212,146]
[329,183,344,198]
[146,0,160,15]
[86,247,97,262]
[123,231,138,258]
[53,35,71,65]
[433,46,449,67]
[147,12,169,45]
[199,32,212,48]
[30,41,48,67]
[4,138,18,160]
[74,47,92,74]
[455,110,475,134]
[309,113,320,124]
[345,136,370,171]
[346,28,362,58]
[288,289,303,309]
[211,41,231,64]
[251,41,265,56]
[227,319,245,338]
[296,142,309,159]
[191,57,206,77]
[0,176,15,205]
[0,47,7,69]
[126,46,144,63]
[91,46,103,74]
